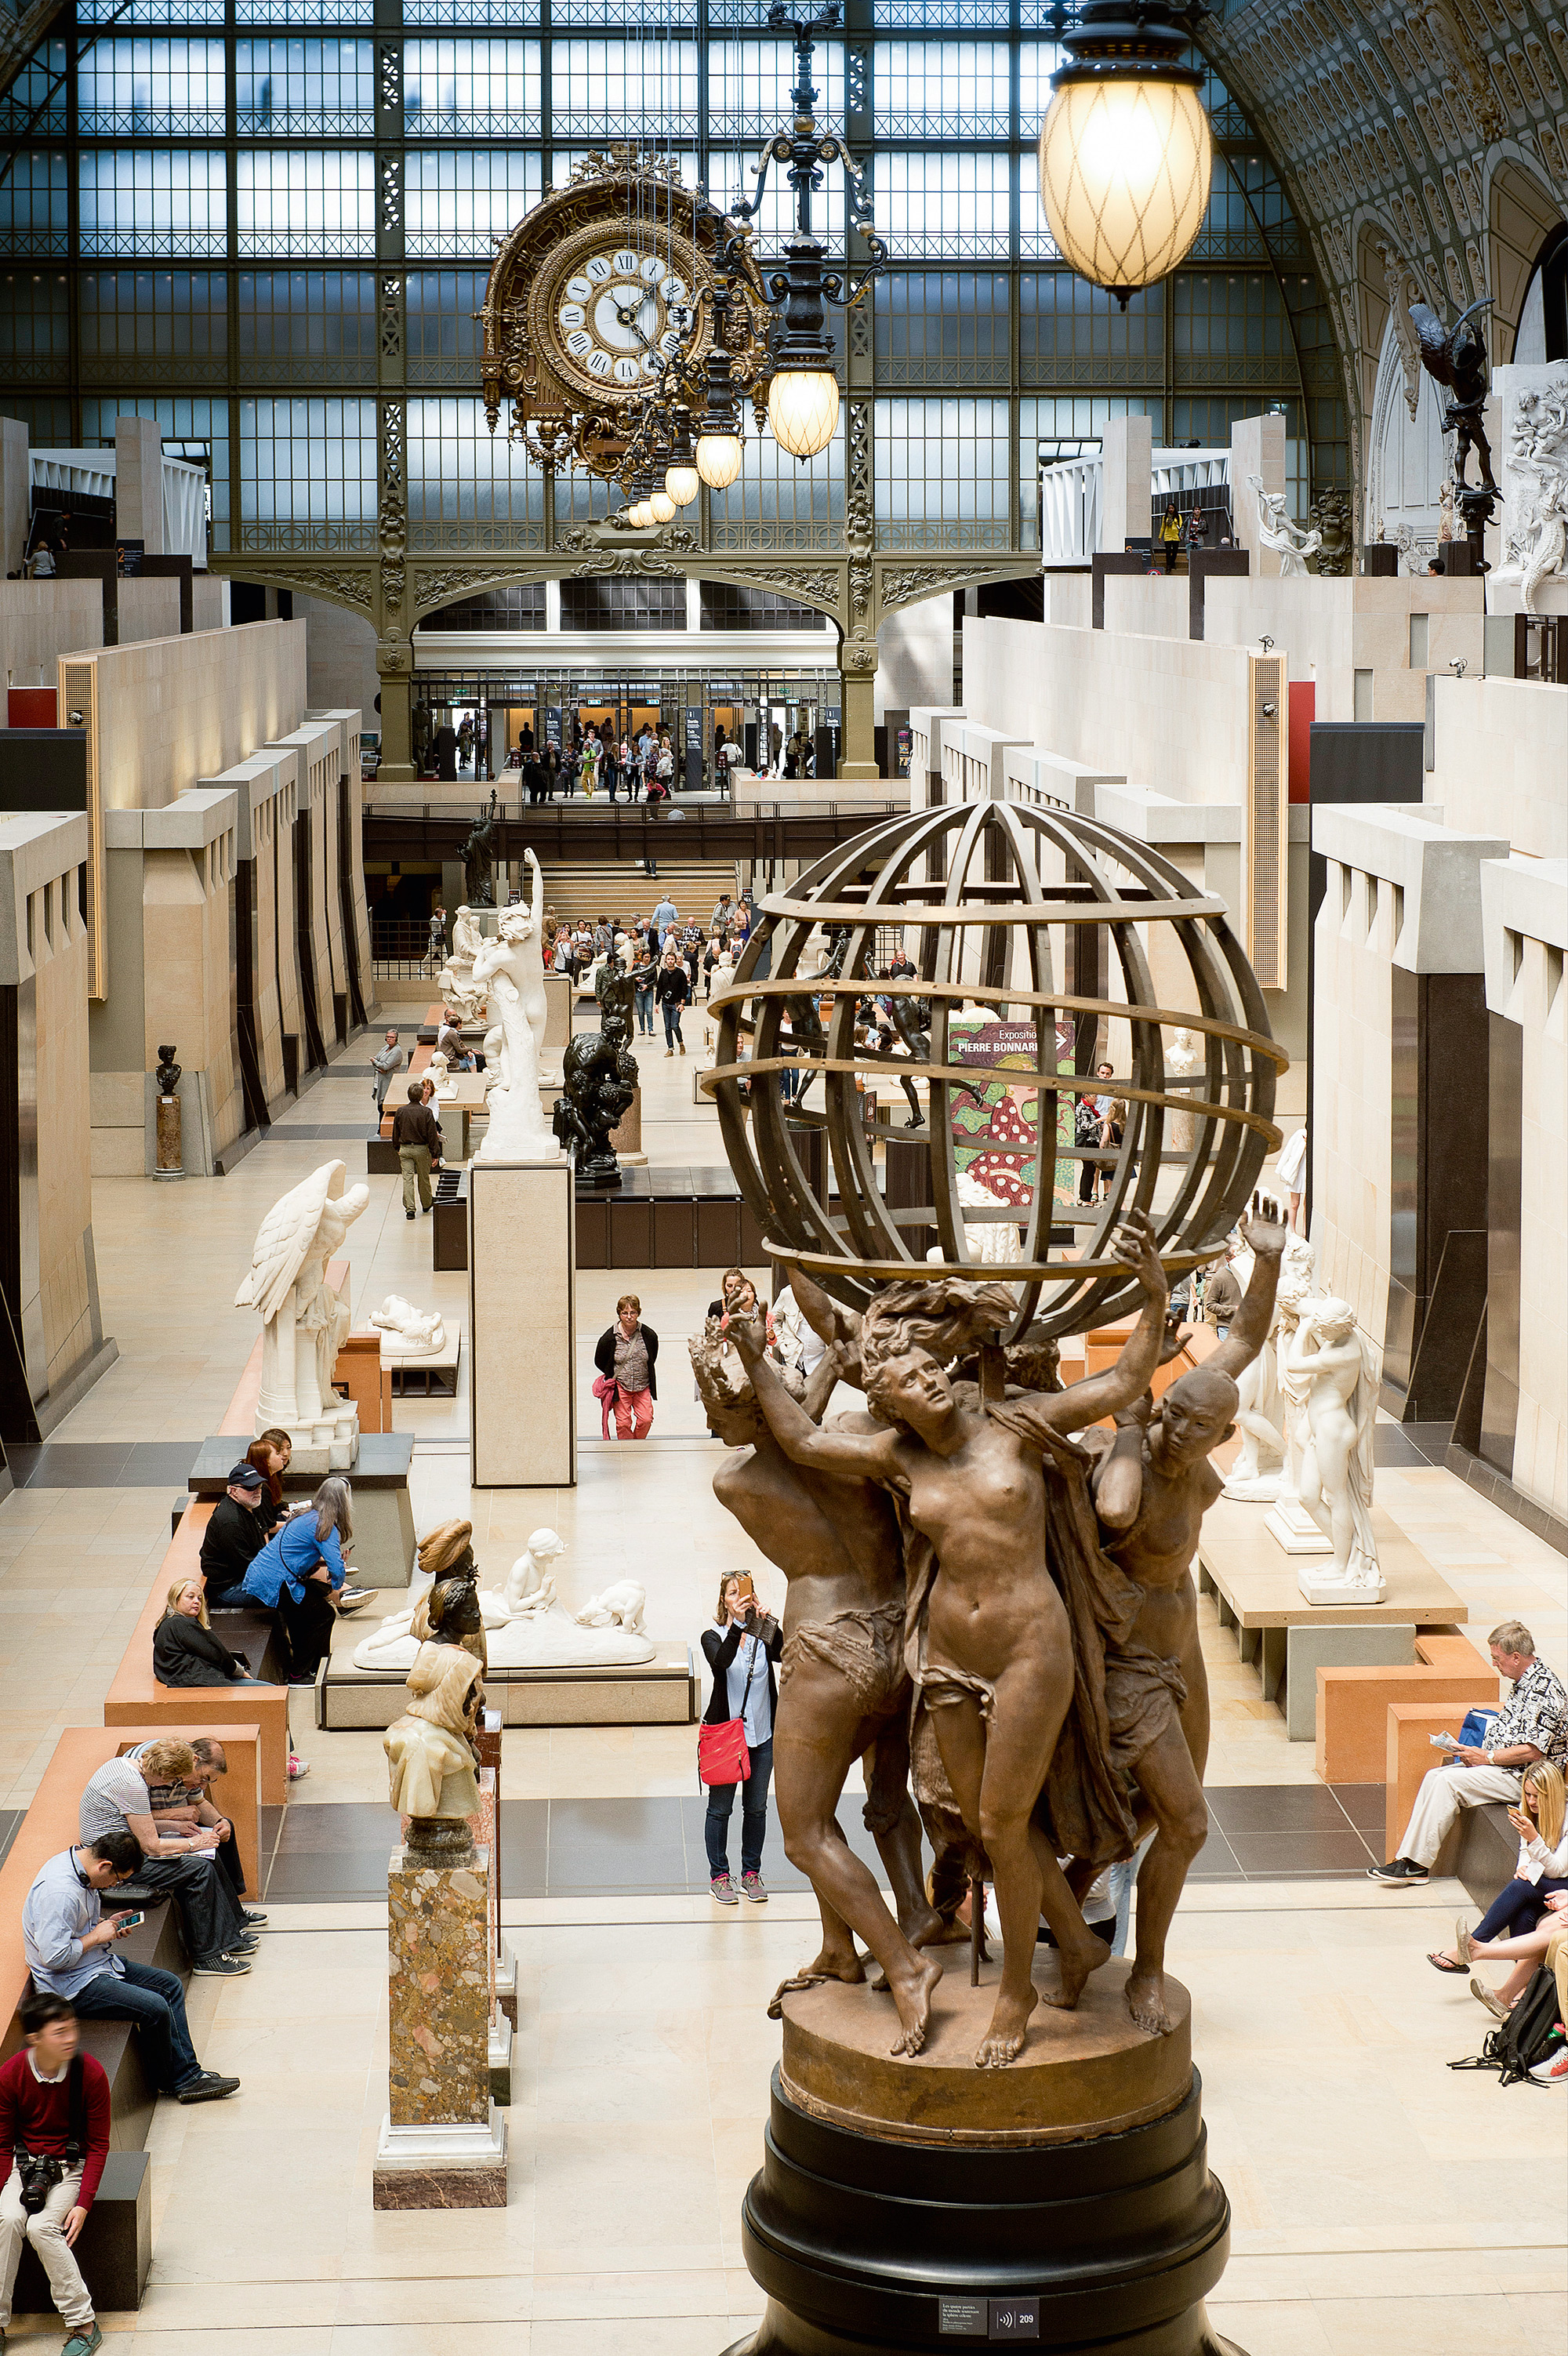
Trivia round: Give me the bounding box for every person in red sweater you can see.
[0,1990,110,2356]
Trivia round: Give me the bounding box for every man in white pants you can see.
[1368,1621,1568,1885]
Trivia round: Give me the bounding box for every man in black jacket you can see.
[391,1081,444,1218]
[198,1464,269,1606]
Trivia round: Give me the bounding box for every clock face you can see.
[535,224,706,403]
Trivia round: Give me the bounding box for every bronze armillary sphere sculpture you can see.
[703,797,1284,1341]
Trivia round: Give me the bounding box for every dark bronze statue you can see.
[1412,293,1496,495]
[553,957,637,1185]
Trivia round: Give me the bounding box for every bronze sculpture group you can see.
[696,1197,1289,2071]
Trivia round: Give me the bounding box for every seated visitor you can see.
[0,1989,112,2356]
[139,1735,260,1919]
[1457,1888,1568,2035]
[154,1578,266,1687]
[1369,1621,1568,1885]
[240,1475,361,1684]
[245,1429,293,1535]
[77,1739,255,1979]
[1428,1761,1568,1972]
[197,1461,270,1604]
[21,1832,240,2104]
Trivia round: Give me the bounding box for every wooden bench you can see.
[1385,1701,1510,1865]
[1316,1633,1500,1784]
[103,1506,292,1804]
[0,1723,260,2315]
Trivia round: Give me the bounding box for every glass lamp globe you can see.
[665,462,700,507]
[626,499,649,528]
[1039,76,1211,303]
[768,368,840,461]
[695,432,745,489]
[648,485,677,524]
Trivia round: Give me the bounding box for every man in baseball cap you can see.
[198,1462,270,1607]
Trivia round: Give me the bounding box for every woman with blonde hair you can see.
[153,1577,266,1689]
[1430,1759,1568,1973]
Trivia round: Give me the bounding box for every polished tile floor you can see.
[0,1006,1563,2352]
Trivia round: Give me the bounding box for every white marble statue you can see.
[368,1294,447,1358]
[1494,366,1568,612]
[437,903,490,1023]
[1248,472,1323,576]
[470,864,561,1164]
[234,1160,368,1469]
[353,1527,655,1671]
[1165,1027,1201,1154]
[573,1580,648,1634]
[924,1172,1025,1278]
[1282,1296,1384,1603]
[1222,1233,1312,1502]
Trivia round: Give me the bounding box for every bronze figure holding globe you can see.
[702,798,1283,2355]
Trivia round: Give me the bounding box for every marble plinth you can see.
[1262,1500,1333,1556]
[372,2109,507,2211]
[387,1843,491,2128]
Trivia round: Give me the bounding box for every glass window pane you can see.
[239,394,377,528]
[236,41,374,135]
[81,394,230,543]
[78,151,228,258]
[407,396,544,539]
[873,273,1010,384]
[707,37,843,139]
[81,269,228,364]
[236,0,372,24]
[551,39,699,139]
[78,39,227,134]
[237,151,376,259]
[405,151,542,258]
[873,42,1009,139]
[1019,274,1163,377]
[407,271,488,381]
[78,0,223,22]
[708,419,844,551]
[404,0,539,24]
[0,270,71,367]
[1017,40,1061,138]
[0,154,69,256]
[237,272,377,373]
[0,43,70,138]
[403,41,540,137]
[874,395,1009,546]
[875,152,1009,260]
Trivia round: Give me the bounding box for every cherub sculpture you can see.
[368,1295,446,1357]
[234,1160,369,1468]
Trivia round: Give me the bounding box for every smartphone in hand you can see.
[117,1911,144,1933]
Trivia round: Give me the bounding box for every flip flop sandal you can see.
[1427,1951,1467,1972]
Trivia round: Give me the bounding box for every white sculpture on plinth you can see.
[436,904,489,1024]
[1222,1232,1312,1502]
[353,1527,656,1671]
[1248,472,1323,576]
[234,1160,368,1470]
[368,1294,447,1358]
[1165,1027,1201,1154]
[1494,366,1568,612]
[1277,1297,1385,1603]
[470,857,561,1164]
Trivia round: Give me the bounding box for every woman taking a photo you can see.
[701,1574,782,1904]
[239,1476,361,1685]
[154,1579,267,1688]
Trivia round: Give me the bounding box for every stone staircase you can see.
[535,859,742,928]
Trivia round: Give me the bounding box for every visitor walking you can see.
[592,1294,659,1439]
[655,948,689,1055]
[391,1080,443,1218]
[701,1574,782,1904]
[633,947,656,1036]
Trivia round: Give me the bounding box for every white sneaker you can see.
[1529,2046,1568,2083]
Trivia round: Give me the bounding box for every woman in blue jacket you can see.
[241,1476,354,1685]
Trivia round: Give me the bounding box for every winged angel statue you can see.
[234,1160,369,1469]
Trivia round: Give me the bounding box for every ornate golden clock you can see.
[480,148,771,477]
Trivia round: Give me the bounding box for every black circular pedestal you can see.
[726,2069,1243,2356]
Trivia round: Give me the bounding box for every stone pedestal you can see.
[154,1094,183,1178]
[374,1842,508,2210]
[725,1964,1241,2355]
[469,1158,575,1486]
[608,1083,647,1168]
[1262,1499,1332,1556]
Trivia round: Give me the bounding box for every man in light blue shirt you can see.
[652,895,679,950]
[22,1836,239,2106]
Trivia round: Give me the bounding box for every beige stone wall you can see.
[31,856,98,1399]
[252,793,289,1105]
[1429,675,1567,864]
[140,830,243,1163]
[115,579,183,648]
[268,750,303,1065]
[1309,855,1399,1347]
[1515,933,1567,1521]
[0,580,103,688]
[78,619,306,817]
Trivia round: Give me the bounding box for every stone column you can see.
[1230,413,1287,579]
[839,661,878,779]
[1098,415,1152,551]
[1,416,28,580]
[377,641,415,782]
[114,416,167,554]
[374,1841,507,2209]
